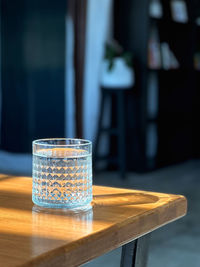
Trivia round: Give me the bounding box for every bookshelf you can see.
[114,0,200,171]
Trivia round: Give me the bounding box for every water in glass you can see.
[32,147,92,209]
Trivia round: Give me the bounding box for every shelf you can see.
[114,0,199,171]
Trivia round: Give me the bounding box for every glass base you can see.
[32,197,92,212]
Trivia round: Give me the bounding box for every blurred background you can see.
[0,0,200,266]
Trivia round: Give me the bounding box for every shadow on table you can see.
[0,188,159,212]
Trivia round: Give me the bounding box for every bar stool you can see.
[94,86,132,178]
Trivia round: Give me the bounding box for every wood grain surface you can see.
[0,174,187,267]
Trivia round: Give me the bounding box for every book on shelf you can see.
[148,25,161,69]
[149,0,163,19]
[170,0,188,23]
[161,42,180,70]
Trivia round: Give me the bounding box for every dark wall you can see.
[0,0,66,153]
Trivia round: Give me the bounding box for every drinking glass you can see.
[32,138,92,210]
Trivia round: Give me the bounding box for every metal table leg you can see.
[120,234,150,267]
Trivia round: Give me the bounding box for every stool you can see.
[94,86,131,178]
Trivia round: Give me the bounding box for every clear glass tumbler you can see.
[32,138,92,209]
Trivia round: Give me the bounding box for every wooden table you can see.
[0,174,187,267]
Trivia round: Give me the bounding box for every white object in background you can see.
[171,0,188,23]
[149,0,163,19]
[101,57,134,88]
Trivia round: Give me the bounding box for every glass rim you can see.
[32,138,92,147]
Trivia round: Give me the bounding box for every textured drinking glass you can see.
[32,138,92,209]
